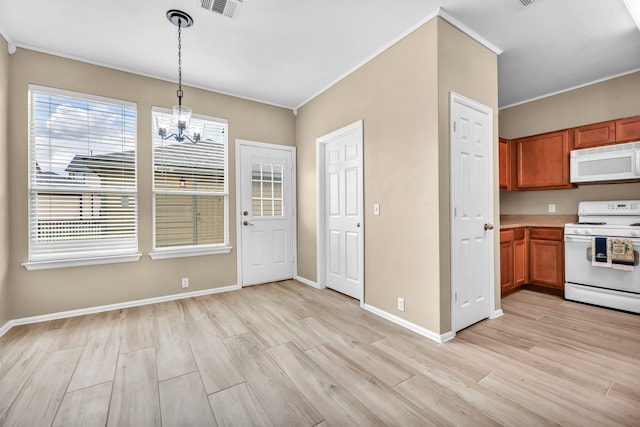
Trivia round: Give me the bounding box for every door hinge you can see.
[455,292,457,303]
[453,121,456,133]
[454,207,457,217]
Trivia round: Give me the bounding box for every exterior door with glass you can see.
[238,141,295,286]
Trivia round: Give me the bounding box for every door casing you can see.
[316,120,364,304]
[235,139,297,287]
[449,92,500,335]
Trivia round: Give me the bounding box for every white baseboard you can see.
[362,303,454,344]
[295,275,323,289]
[0,319,13,338]
[0,284,240,337]
[490,308,504,319]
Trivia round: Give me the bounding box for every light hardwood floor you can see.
[0,280,639,426]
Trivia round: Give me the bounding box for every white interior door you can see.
[238,141,295,286]
[318,121,363,301]
[450,93,494,332]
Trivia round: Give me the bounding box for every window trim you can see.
[26,85,139,269]
[23,254,142,271]
[151,107,230,257]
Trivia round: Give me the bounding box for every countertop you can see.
[500,214,578,230]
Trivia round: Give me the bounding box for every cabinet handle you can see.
[484,224,495,230]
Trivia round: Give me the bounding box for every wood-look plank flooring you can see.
[0,281,639,426]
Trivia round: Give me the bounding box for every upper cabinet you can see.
[498,138,512,190]
[616,116,640,143]
[499,114,640,191]
[573,120,616,149]
[514,130,573,190]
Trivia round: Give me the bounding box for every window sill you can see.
[23,253,142,271]
[149,246,232,260]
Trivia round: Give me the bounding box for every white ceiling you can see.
[0,0,638,110]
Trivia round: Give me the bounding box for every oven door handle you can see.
[564,235,592,243]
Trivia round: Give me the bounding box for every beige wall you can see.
[436,20,499,331]
[500,72,640,215]
[0,36,10,325]
[8,49,295,318]
[296,17,497,335]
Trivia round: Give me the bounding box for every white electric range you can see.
[564,200,640,313]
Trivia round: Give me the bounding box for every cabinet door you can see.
[500,241,514,295]
[529,239,564,289]
[616,115,640,143]
[513,238,526,287]
[515,130,572,189]
[499,138,511,190]
[573,121,615,149]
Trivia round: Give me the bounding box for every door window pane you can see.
[251,163,284,217]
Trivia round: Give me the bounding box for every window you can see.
[150,108,230,258]
[26,85,139,269]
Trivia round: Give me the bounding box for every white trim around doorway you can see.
[235,139,297,287]
[315,120,364,304]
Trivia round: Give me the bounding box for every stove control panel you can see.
[607,202,639,211]
[579,200,640,216]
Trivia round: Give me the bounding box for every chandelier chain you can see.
[177,18,183,104]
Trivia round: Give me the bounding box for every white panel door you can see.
[323,124,363,300]
[450,93,494,332]
[239,143,294,286]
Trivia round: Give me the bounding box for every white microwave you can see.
[570,141,640,183]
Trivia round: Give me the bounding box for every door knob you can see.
[357,223,361,228]
[484,223,494,230]
[243,211,248,216]
[243,221,254,226]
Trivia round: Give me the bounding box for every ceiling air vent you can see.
[200,0,243,19]
[519,0,535,6]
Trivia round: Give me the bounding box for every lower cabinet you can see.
[513,237,526,287]
[529,227,564,289]
[500,237,514,293]
[500,226,564,297]
[500,228,526,296]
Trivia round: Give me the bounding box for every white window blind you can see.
[28,85,138,263]
[152,108,229,251]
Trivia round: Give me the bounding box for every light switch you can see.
[548,204,556,213]
[373,203,380,216]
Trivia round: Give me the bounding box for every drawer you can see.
[513,227,525,240]
[500,230,514,243]
[530,227,563,241]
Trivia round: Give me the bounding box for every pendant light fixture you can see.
[158,9,202,143]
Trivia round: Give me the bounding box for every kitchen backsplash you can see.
[500,182,640,215]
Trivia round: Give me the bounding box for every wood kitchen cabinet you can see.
[529,227,564,289]
[499,138,512,190]
[514,130,573,190]
[500,227,526,296]
[615,115,640,143]
[573,120,616,149]
[513,233,526,286]
[500,231,514,294]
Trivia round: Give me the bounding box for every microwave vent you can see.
[571,141,640,157]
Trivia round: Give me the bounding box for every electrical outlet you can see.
[548,203,556,213]
[181,277,189,288]
[397,297,405,312]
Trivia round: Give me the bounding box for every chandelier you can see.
[158,10,202,143]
